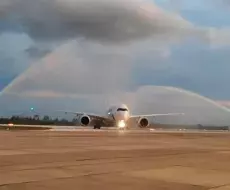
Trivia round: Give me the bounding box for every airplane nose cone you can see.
[115,111,129,121]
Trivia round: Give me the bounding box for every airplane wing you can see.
[130,113,184,119]
[58,110,102,117]
[57,110,114,126]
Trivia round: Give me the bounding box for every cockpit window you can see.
[117,108,128,111]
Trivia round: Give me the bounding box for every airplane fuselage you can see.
[106,104,130,128]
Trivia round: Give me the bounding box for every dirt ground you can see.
[0,129,230,190]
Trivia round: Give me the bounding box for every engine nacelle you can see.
[138,117,149,128]
[79,115,91,126]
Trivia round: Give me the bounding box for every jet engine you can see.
[138,117,149,128]
[79,115,91,126]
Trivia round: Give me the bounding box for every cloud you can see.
[155,0,230,48]
[0,0,193,89]
[0,0,191,112]
[25,46,51,59]
[0,0,10,17]
[0,0,193,44]
[2,0,230,49]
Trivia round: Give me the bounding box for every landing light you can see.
[118,120,126,128]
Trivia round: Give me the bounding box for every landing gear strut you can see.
[93,125,101,129]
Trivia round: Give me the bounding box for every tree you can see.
[43,115,50,121]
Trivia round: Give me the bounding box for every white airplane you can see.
[61,104,184,129]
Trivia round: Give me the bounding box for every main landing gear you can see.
[93,124,101,129]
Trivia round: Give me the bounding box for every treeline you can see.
[0,115,78,126]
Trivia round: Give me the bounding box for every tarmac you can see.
[0,128,230,190]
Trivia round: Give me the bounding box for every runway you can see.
[0,128,230,190]
[49,127,230,134]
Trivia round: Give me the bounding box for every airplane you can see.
[59,103,184,129]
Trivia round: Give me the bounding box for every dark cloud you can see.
[0,0,192,44]
[25,46,51,58]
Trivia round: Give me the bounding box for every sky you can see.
[1,0,230,124]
